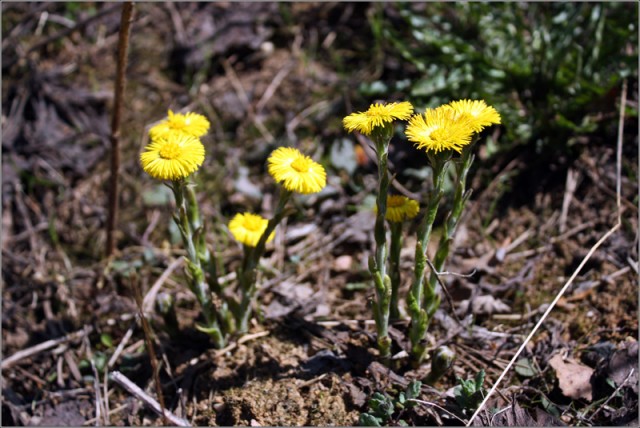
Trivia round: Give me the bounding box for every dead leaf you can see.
[457,294,511,316]
[484,401,565,427]
[549,353,594,401]
[609,341,638,392]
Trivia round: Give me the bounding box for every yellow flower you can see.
[386,195,420,223]
[446,99,501,132]
[267,147,326,194]
[405,106,474,154]
[149,110,211,140]
[140,133,205,180]
[343,101,414,136]
[228,213,274,247]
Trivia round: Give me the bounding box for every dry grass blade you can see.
[142,257,184,312]
[1,327,93,370]
[110,371,190,427]
[131,274,169,426]
[466,78,628,426]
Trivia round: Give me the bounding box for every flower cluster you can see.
[140,110,210,181]
[343,101,414,136]
[406,100,500,154]
[343,99,501,361]
[344,99,500,155]
[140,107,329,343]
[229,147,326,247]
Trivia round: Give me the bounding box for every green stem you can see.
[171,180,225,348]
[235,189,291,333]
[185,183,201,231]
[428,145,474,297]
[408,154,448,363]
[370,126,394,359]
[389,222,403,320]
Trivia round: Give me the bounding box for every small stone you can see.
[333,255,353,272]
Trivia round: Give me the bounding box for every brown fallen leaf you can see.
[549,353,594,401]
[608,340,638,393]
[457,294,511,316]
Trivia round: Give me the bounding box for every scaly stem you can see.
[235,189,291,333]
[389,222,403,320]
[185,183,202,231]
[370,125,394,359]
[183,184,234,335]
[428,145,474,294]
[408,154,448,363]
[171,180,225,348]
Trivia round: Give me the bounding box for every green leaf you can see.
[514,358,538,377]
[474,369,486,390]
[100,333,113,349]
[358,413,382,427]
[406,380,422,400]
[93,352,107,373]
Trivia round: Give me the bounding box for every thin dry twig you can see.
[559,168,580,233]
[588,368,635,422]
[4,4,121,68]
[214,330,270,357]
[83,404,130,426]
[110,371,190,426]
[256,60,295,113]
[107,322,136,369]
[2,327,93,370]
[142,257,184,312]
[132,275,169,426]
[222,58,274,143]
[466,77,628,427]
[408,399,468,425]
[425,258,462,325]
[90,358,107,426]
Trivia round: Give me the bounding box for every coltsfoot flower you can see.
[446,99,501,132]
[229,213,275,248]
[268,147,326,194]
[149,110,211,140]
[140,133,205,180]
[343,101,414,136]
[386,195,420,223]
[405,106,474,154]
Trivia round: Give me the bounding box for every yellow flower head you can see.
[149,110,211,140]
[446,99,501,132]
[267,147,326,194]
[228,213,274,247]
[386,195,420,223]
[140,133,205,180]
[405,106,474,154]
[343,101,414,136]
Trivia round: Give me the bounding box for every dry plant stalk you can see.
[106,2,134,256]
[131,274,169,426]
